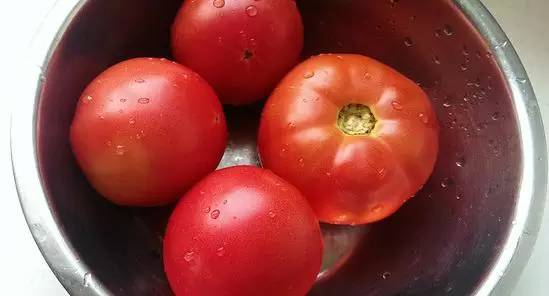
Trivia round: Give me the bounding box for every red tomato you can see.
[258,54,439,225]
[171,0,303,105]
[70,58,227,207]
[163,166,323,296]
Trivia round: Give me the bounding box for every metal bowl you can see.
[11,0,547,295]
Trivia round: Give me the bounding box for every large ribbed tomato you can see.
[163,166,323,296]
[70,58,227,206]
[258,54,439,225]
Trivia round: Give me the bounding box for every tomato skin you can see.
[70,58,227,207]
[171,0,303,105]
[163,166,323,296]
[258,54,439,225]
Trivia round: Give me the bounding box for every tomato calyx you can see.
[337,103,377,135]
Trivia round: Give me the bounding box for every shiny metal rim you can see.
[10,0,547,295]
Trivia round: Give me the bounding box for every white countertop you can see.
[0,0,547,295]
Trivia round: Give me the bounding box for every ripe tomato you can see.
[70,58,227,207]
[163,166,323,296]
[258,54,439,225]
[171,0,303,105]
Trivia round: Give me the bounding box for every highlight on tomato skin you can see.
[70,57,228,207]
[258,53,440,225]
[163,166,323,296]
[171,0,304,105]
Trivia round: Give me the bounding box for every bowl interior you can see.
[37,0,521,295]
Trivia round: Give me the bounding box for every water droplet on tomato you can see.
[246,5,258,16]
[391,101,403,110]
[433,55,441,64]
[138,98,150,104]
[120,98,127,103]
[223,199,228,205]
[491,112,501,121]
[460,63,468,71]
[211,210,220,219]
[184,251,195,262]
[418,113,429,124]
[129,117,136,125]
[204,206,211,213]
[372,205,383,213]
[115,145,126,156]
[382,272,392,279]
[216,247,226,256]
[303,71,314,79]
[82,95,93,103]
[268,211,276,218]
[442,101,452,108]
[135,78,145,83]
[213,0,225,8]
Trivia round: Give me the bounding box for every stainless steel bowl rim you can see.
[10,0,547,295]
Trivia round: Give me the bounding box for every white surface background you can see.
[0,0,547,295]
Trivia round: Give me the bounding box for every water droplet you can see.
[462,46,470,56]
[418,113,429,124]
[129,117,136,125]
[442,102,452,108]
[204,206,211,213]
[404,37,414,47]
[491,112,501,121]
[115,145,126,156]
[138,98,150,104]
[516,77,527,84]
[325,172,332,177]
[372,205,383,213]
[268,211,276,218]
[83,273,92,287]
[211,210,220,219]
[303,71,314,79]
[443,24,454,36]
[184,251,195,262]
[433,55,441,64]
[391,101,403,110]
[460,63,468,71]
[213,0,225,8]
[434,29,443,38]
[135,78,145,83]
[223,199,228,205]
[456,194,462,200]
[288,122,296,128]
[456,156,465,168]
[216,247,226,256]
[82,95,93,103]
[298,158,305,167]
[440,178,453,188]
[246,5,258,17]
[382,272,392,279]
[120,98,127,103]
[495,40,508,49]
